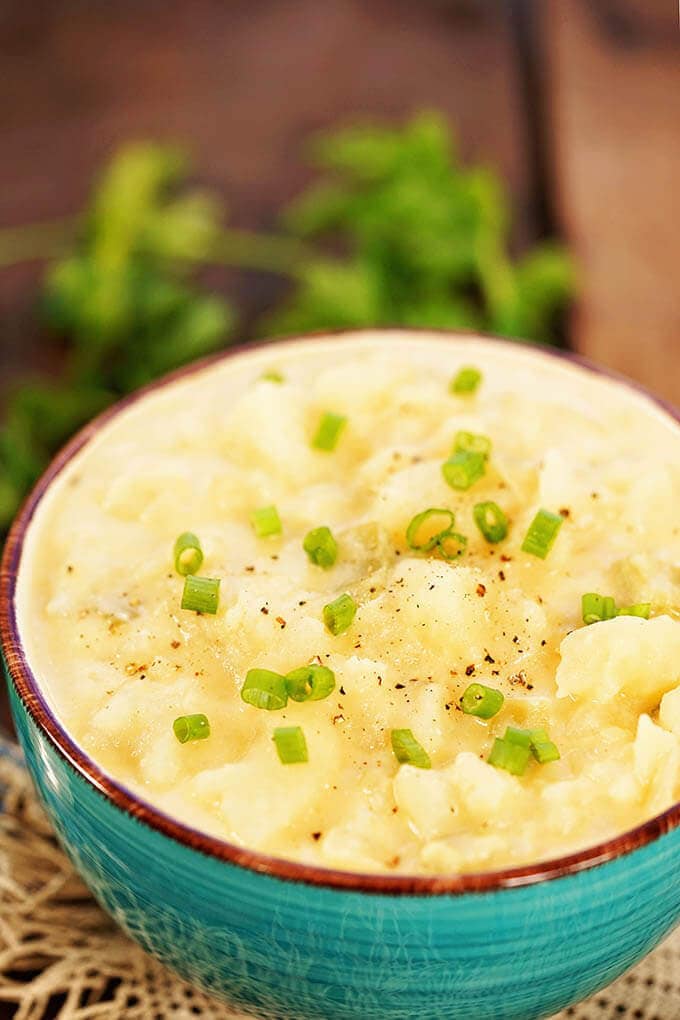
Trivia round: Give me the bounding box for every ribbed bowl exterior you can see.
[8,677,680,1020]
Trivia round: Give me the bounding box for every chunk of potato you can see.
[556,615,680,709]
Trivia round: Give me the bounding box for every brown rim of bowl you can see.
[1,329,679,897]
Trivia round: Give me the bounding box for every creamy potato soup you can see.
[17,332,680,874]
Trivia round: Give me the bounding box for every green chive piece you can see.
[303,526,338,568]
[323,593,357,636]
[460,683,504,719]
[473,501,509,543]
[454,430,492,460]
[450,366,482,395]
[261,369,284,383]
[173,714,211,744]
[174,532,204,576]
[532,739,561,764]
[488,737,531,776]
[181,575,220,614]
[436,531,468,559]
[285,664,335,702]
[504,726,533,748]
[312,412,347,451]
[521,509,563,559]
[442,450,486,491]
[241,669,289,711]
[391,728,431,769]
[250,505,282,538]
[273,726,308,764]
[617,602,651,620]
[582,592,617,625]
[406,508,456,551]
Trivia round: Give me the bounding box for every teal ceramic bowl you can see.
[2,332,680,1020]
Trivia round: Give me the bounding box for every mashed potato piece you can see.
[17,331,680,874]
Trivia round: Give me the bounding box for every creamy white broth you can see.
[17,332,680,874]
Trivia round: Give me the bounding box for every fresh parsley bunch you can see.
[265,112,573,340]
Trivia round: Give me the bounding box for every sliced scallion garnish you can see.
[261,369,284,383]
[581,592,617,625]
[173,714,211,743]
[488,737,531,776]
[390,729,431,769]
[273,726,308,764]
[454,430,492,460]
[450,366,482,395]
[521,508,563,559]
[406,508,456,551]
[250,505,282,538]
[312,412,347,451]
[285,664,335,702]
[436,531,468,559]
[460,683,504,719]
[323,593,357,636]
[441,450,486,491]
[473,501,508,543]
[181,575,220,614]
[617,602,651,619]
[241,669,288,711]
[174,532,204,576]
[303,526,338,568]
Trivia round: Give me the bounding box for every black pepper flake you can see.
[395,683,405,690]
[559,507,571,518]
[245,565,255,573]
[541,639,547,647]
[512,635,519,644]
[275,616,286,629]
[260,607,269,615]
[171,640,181,650]
[465,664,475,676]
[476,583,486,597]
[484,653,495,664]
[500,554,512,562]
[491,669,500,676]
[298,600,306,606]
[312,832,322,841]
[369,587,377,594]
[66,565,74,573]
[498,570,506,581]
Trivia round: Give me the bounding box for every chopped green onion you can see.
[582,592,617,625]
[460,683,504,719]
[473,501,509,543]
[488,737,531,776]
[173,714,211,743]
[250,505,282,538]
[532,739,561,764]
[617,602,651,620]
[504,726,533,748]
[241,669,288,711]
[450,366,482,395]
[442,451,486,491]
[436,531,468,559]
[454,430,492,460]
[582,593,651,624]
[273,726,308,764]
[312,412,347,451]
[181,575,220,614]
[285,664,335,702]
[174,532,204,576]
[521,508,563,559]
[406,508,456,551]
[323,593,357,636]
[261,369,284,383]
[390,729,431,769]
[303,526,338,568]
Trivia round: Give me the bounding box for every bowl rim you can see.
[2,327,680,897]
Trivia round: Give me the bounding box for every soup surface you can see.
[17,332,680,874]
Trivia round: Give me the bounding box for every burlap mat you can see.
[0,739,677,1020]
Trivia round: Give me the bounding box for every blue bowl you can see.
[3,331,680,1020]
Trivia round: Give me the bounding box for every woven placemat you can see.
[0,739,678,1020]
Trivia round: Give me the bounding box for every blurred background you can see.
[1,0,679,542]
